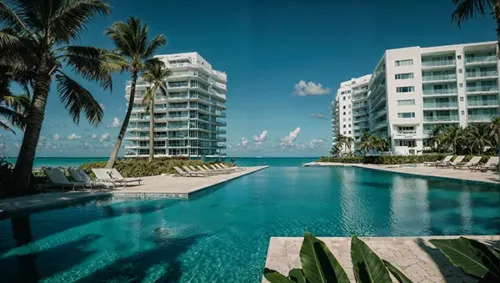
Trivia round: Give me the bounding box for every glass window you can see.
[460,97,464,101]
[395,73,414,80]
[396,86,415,93]
[397,99,415,106]
[461,110,465,115]
[397,112,415,118]
[457,55,462,59]
[459,83,463,87]
[395,59,413,66]
[458,69,463,73]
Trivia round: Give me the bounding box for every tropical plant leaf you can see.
[264,268,294,283]
[466,238,500,280]
[289,268,307,283]
[383,260,413,283]
[429,238,489,279]
[350,236,392,283]
[300,232,349,283]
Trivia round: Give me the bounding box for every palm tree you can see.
[141,61,171,162]
[489,116,500,150]
[104,17,166,168]
[467,124,493,154]
[0,0,116,195]
[358,132,374,156]
[427,125,444,151]
[452,0,500,53]
[441,125,464,154]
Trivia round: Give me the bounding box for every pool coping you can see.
[263,235,500,283]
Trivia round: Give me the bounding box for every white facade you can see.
[124,52,227,159]
[332,75,371,153]
[334,41,499,155]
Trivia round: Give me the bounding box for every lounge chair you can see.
[44,168,86,191]
[210,164,233,173]
[68,168,113,190]
[220,163,245,171]
[198,165,226,175]
[424,156,452,167]
[436,155,465,168]
[214,164,237,172]
[182,166,212,176]
[471,157,499,172]
[454,156,482,170]
[92,168,118,186]
[173,166,204,177]
[92,168,142,187]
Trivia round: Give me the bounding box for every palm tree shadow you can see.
[74,233,208,283]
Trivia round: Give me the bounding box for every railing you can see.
[216,120,227,126]
[423,102,458,109]
[423,116,459,122]
[422,74,456,81]
[217,137,226,142]
[467,100,499,107]
[466,86,499,93]
[465,70,498,78]
[422,89,457,95]
[217,130,226,134]
[372,121,387,129]
[421,60,455,67]
[468,115,496,121]
[168,115,189,119]
[465,55,496,64]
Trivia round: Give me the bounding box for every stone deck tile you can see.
[263,235,500,283]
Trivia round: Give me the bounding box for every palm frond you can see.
[452,0,492,27]
[0,105,25,129]
[141,88,153,112]
[142,34,166,58]
[55,71,103,125]
[0,1,31,35]
[4,94,30,115]
[50,0,111,43]
[105,19,139,58]
[0,119,15,134]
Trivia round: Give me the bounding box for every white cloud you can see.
[52,134,61,141]
[293,80,331,96]
[91,134,97,139]
[308,139,325,149]
[252,130,268,144]
[107,117,120,128]
[67,133,82,140]
[99,103,106,110]
[280,127,300,146]
[39,136,47,141]
[238,137,249,147]
[310,113,326,119]
[100,133,110,141]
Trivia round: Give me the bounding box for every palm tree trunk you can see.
[148,96,155,163]
[106,71,138,168]
[12,57,52,196]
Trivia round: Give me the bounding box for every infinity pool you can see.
[0,167,498,282]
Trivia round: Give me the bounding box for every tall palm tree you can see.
[467,124,493,154]
[427,125,444,151]
[452,0,500,52]
[441,125,464,154]
[489,116,500,149]
[104,17,166,168]
[359,132,374,156]
[141,61,171,162]
[0,0,117,195]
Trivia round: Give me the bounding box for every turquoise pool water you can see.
[0,167,498,282]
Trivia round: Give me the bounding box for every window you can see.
[348,124,351,127]
[348,105,351,108]
[348,131,351,134]
[460,97,464,102]
[396,86,415,93]
[395,73,414,80]
[395,59,413,67]
[343,106,346,109]
[461,110,465,115]
[459,83,463,87]
[343,97,346,100]
[457,55,462,59]
[458,69,463,74]
[343,131,346,134]
[343,112,346,115]
[398,112,415,118]
[397,99,415,106]
[343,125,346,128]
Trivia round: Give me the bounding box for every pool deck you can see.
[0,166,267,218]
[263,235,500,283]
[304,162,499,184]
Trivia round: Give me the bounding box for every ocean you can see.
[5,157,318,168]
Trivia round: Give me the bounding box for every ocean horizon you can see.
[5,156,319,168]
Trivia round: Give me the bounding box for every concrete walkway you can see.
[264,235,500,283]
[304,162,499,184]
[0,166,267,218]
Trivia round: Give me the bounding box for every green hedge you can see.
[79,158,228,177]
[317,154,494,165]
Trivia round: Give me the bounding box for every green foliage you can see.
[430,237,500,281]
[80,158,226,178]
[264,233,411,283]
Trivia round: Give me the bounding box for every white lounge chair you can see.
[210,164,233,173]
[92,168,118,185]
[182,166,212,176]
[108,169,142,186]
[69,168,113,190]
[471,157,498,172]
[196,165,222,175]
[220,163,245,171]
[173,166,204,177]
[44,168,85,191]
[424,156,452,167]
[454,156,482,170]
[436,155,464,168]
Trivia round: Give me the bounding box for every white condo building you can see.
[332,41,500,155]
[124,52,227,159]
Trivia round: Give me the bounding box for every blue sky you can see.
[1,0,495,157]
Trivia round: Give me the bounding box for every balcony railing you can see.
[423,102,458,109]
[422,89,457,95]
[424,116,459,122]
[465,55,496,64]
[421,60,456,67]
[467,100,499,107]
[468,115,496,121]
[466,86,499,93]
[217,137,226,142]
[217,130,226,134]
[216,120,227,126]
[422,74,456,81]
[372,121,387,129]
[465,71,498,78]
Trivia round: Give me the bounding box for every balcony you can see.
[167,115,189,120]
[372,121,387,131]
[467,100,499,108]
[352,102,368,109]
[465,55,497,65]
[466,86,499,94]
[423,102,458,109]
[422,89,457,96]
[127,136,150,140]
[216,120,226,126]
[373,109,387,120]
[422,74,457,83]
[421,59,456,69]
[423,116,459,123]
[465,70,498,80]
[217,129,226,134]
[217,137,227,142]
[468,115,496,122]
